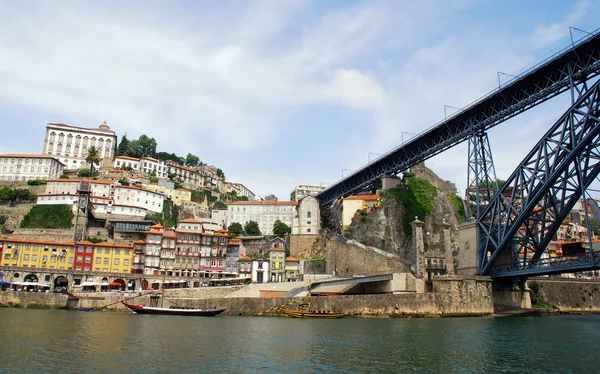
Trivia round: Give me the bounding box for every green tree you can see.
[185,153,200,167]
[138,135,157,157]
[228,222,243,236]
[213,201,227,210]
[244,220,261,236]
[117,134,130,155]
[273,220,291,236]
[216,168,225,178]
[78,168,91,177]
[118,178,130,186]
[85,146,102,176]
[126,140,143,158]
[59,174,70,179]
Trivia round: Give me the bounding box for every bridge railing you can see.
[327,26,600,188]
[490,251,600,277]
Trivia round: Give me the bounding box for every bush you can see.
[27,179,45,186]
[59,174,70,179]
[78,168,91,177]
[20,205,73,228]
[0,187,37,203]
[384,174,437,237]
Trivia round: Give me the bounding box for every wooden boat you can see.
[279,305,347,319]
[77,307,95,312]
[122,301,227,317]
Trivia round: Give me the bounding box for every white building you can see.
[36,178,163,217]
[292,196,321,235]
[114,155,141,171]
[228,182,256,200]
[177,217,223,234]
[227,201,298,235]
[211,209,227,229]
[43,121,117,170]
[290,184,325,201]
[0,154,64,182]
[251,257,270,283]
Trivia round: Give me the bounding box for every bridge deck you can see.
[317,28,600,207]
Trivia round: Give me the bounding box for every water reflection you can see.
[1,310,600,373]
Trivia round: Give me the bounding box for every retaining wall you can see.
[533,278,600,313]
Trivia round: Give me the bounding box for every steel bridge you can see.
[316,27,600,279]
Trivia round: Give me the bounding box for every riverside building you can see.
[0,154,65,182]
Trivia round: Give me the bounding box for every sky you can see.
[0,0,599,200]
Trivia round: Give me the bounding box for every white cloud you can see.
[531,0,593,46]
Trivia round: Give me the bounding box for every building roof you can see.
[228,201,298,206]
[47,178,117,185]
[115,155,141,161]
[179,218,202,224]
[344,194,380,201]
[285,256,300,262]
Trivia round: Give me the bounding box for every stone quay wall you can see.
[0,277,494,317]
[533,278,600,313]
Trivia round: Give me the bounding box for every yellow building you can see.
[0,238,75,270]
[91,242,134,273]
[0,238,133,273]
[142,183,191,206]
[342,194,380,229]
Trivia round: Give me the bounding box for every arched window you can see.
[74,145,80,156]
[83,136,89,147]
[66,134,73,144]
[49,132,56,142]
[58,133,65,143]
[75,135,81,145]
[65,144,71,155]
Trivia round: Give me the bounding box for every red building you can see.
[74,240,96,271]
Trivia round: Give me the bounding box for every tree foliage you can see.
[144,199,179,228]
[228,222,243,236]
[273,220,291,236]
[213,201,227,210]
[118,178,130,186]
[138,135,157,158]
[59,174,70,179]
[384,172,438,237]
[27,179,45,186]
[244,220,261,236]
[85,146,102,176]
[117,134,130,155]
[216,168,224,178]
[78,168,91,177]
[0,187,37,203]
[185,153,200,167]
[20,205,73,228]
[448,194,466,223]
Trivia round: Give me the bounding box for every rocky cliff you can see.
[343,163,462,272]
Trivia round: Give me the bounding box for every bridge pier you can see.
[492,278,532,312]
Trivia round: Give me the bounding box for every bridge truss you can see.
[478,80,600,277]
[316,28,600,208]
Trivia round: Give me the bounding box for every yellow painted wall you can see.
[342,200,364,228]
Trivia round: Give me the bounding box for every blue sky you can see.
[0,0,599,200]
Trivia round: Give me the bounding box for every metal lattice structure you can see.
[317,28,600,208]
[73,181,93,242]
[478,80,600,277]
[465,131,498,220]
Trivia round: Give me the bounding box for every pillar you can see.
[410,218,425,279]
[440,220,455,275]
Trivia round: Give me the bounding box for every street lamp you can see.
[368,152,382,164]
[341,169,354,179]
[401,131,416,145]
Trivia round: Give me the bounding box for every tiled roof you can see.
[47,178,117,185]
[179,218,201,223]
[285,256,300,262]
[344,194,380,201]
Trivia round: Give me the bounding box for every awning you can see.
[80,281,100,287]
[108,282,121,287]
[0,280,11,285]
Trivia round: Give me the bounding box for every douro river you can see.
[0,309,598,373]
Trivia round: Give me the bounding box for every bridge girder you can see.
[317,29,600,208]
[478,79,600,277]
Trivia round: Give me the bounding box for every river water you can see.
[0,309,599,373]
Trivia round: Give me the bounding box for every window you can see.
[124,259,129,266]
[307,211,311,218]
[114,259,120,265]
[85,257,91,263]
[77,256,83,262]
[24,254,29,261]
[104,258,109,264]
[86,247,92,253]
[96,258,101,264]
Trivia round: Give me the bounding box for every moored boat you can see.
[279,305,347,319]
[122,301,227,316]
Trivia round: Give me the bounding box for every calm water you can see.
[0,309,599,373]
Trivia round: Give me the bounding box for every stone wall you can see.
[0,277,495,317]
[322,238,411,277]
[289,234,320,259]
[456,221,477,275]
[533,278,600,313]
[0,203,35,232]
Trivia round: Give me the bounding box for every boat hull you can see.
[122,302,227,316]
[280,308,347,319]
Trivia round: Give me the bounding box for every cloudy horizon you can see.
[1,0,599,200]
